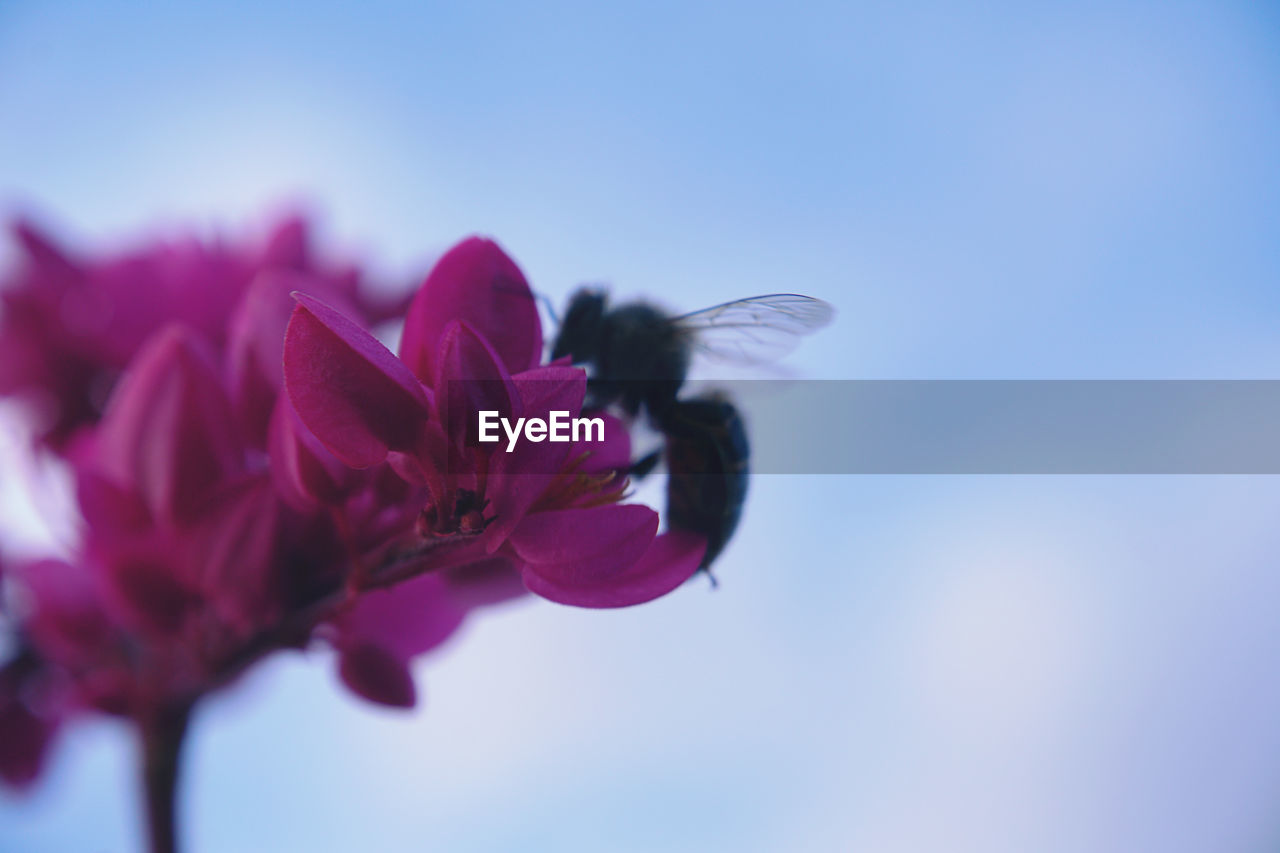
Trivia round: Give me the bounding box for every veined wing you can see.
[673,294,835,366]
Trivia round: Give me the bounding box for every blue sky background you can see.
[2,2,1280,851]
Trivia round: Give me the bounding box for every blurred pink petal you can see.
[94,326,241,525]
[268,396,351,509]
[196,477,282,631]
[0,657,61,789]
[338,643,417,709]
[333,572,467,708]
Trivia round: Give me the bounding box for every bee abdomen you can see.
[661,396,749,568]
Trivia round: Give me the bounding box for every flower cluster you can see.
[0,216,705,796]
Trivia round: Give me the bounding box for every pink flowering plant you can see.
[0,216,706,852]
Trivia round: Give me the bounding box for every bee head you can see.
[551,287,608,363]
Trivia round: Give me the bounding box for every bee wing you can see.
[672,294,835,366]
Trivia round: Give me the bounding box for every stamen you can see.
[530,452,627,512]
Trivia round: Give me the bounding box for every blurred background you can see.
[2,1,1280,851]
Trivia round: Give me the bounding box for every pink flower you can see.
[283,237,704,609]
[66,320,469,712]
[62,329,302,708]
[0,215,396,449]
[0,219,713,814]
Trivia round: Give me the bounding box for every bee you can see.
[550,290,834,575]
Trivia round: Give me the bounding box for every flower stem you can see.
[140,702,192,853]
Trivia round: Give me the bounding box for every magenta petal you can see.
[387,414,456,502]
[522,529,706,609]
[88,241,251,365]
[197,477,281,630]
[481,365,588,550]
[95,325,240,524]
[338,643,417,709]
[385,449,431,486]
[228,269,367,443]
[12,218,80,278]
[77,469,152,533]
[102,554,194,637]
[400,237,542,380]
[16,559,113,661]
[260,214,309,270]
[579,412,631,473]
[510,364,587,418]
[434,320,518,448]
[335,573,466,662]
[508,505,658,585]
[283,294,430,468]
[226,269,314,444]
[333,572,467,709]
[268,397,350,508]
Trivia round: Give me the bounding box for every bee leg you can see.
[701,566,720,590]
[534,291,560,326]
[628,450,662,480]
[584,377,621,411]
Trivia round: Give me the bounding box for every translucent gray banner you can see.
[450,380,1280,474]
[721,380,1280,474]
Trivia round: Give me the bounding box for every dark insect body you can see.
[661,395,749,572]
[550,288,832,573]
[552,293,687,421]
